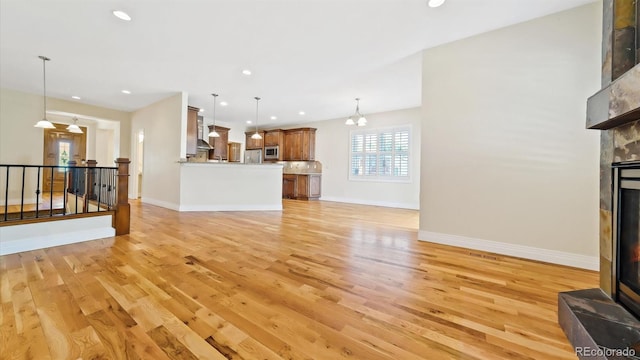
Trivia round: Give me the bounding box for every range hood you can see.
[197,138,211,150]
[197,115,212,150]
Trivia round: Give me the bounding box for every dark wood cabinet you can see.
[208,125,230,160]
[264,129,284,161]
[264,129,284,147]
[245,131,265,150]
[282,174,321,200]
[283,174,297,199]
[283,128,316,161]
[228,142,241,162]
[186,106,199,157]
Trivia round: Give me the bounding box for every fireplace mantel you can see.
[587,64,640,130]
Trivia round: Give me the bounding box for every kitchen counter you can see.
[179,161,283,211]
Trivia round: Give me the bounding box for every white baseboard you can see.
[141,197,180,211]
[418,230,599,271]
[320,196,419,210]
[0,215,115,256]
[178,204,283,212]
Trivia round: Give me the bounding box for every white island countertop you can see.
[179,161,283,211]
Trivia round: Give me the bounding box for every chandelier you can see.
[345,98,367,126]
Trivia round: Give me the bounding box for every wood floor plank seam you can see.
[0,199,597,359]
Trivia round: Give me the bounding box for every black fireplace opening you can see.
[614,162,640,319]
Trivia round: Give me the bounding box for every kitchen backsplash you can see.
[281,161,322,174]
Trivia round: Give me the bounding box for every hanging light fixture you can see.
[207,93,220,138]
[345,98,367,126]
[34,56,55,129]
[251,97,263,140]
[67,117,83,133]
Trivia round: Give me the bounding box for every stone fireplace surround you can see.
[558,1,640,359]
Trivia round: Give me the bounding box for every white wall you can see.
[419,3,601,269]
[95,129,115,167]
[0,88,130,204]
[131,92,185,208]
[0,88,130,164]
[180,163,283,211]
[302,107,421,209]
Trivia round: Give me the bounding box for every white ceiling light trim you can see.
[428,0,446,8]
[112,10,132,21]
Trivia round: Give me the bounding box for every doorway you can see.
[42,123,87,192]
[137,129,144,198]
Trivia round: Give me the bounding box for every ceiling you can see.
[0,0,595,128]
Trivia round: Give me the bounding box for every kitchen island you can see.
[179,161,283,211]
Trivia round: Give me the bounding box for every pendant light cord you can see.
[42,57,47,120]
[211,93,218,132]
[255,97,260,134]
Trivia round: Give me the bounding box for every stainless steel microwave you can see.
[264,146,279,160]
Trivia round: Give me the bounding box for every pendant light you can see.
[34,56,55,129]
[67,117,83,133]
[345,98,367,126]
[207,93,220,138]
[251,97,262,140]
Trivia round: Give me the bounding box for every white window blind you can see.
[350,126,410,181]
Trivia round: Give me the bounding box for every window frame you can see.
[348,124,412,183]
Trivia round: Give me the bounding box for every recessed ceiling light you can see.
[121,90,131,94]
[220,101,228,106]
[112,10,132,21]
[270,116,277,120]
[242,69,252,76]
[246,120,252,124]
[427,0,446,8]
[299,111,305,115]
[71,96,81,100]
[199,108,205,113]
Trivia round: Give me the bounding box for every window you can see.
[58,141,71,172]
[350,126,410,181]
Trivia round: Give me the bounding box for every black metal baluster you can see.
[74,167,78,214]
[3,166,9,221]
[63,167,67,215]
[49,166,54,217]
[35,167,41,218]
[97,168,102,211]
[20,166,25,219]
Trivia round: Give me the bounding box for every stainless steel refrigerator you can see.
[244,149,262,164]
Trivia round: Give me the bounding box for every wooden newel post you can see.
[86,160,97,200]
[114,158,131,235]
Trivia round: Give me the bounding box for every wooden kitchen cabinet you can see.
[283,128,316,161]
[282,174,321,200]
[208,125,230,160]
[245,131,265,150]
[297,174,321,200]
[186,106,199,157]
[227,142,241,162]
[264,129,284,147]
[282,174,297,199]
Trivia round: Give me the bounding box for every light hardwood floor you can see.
[1,199,597,359]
